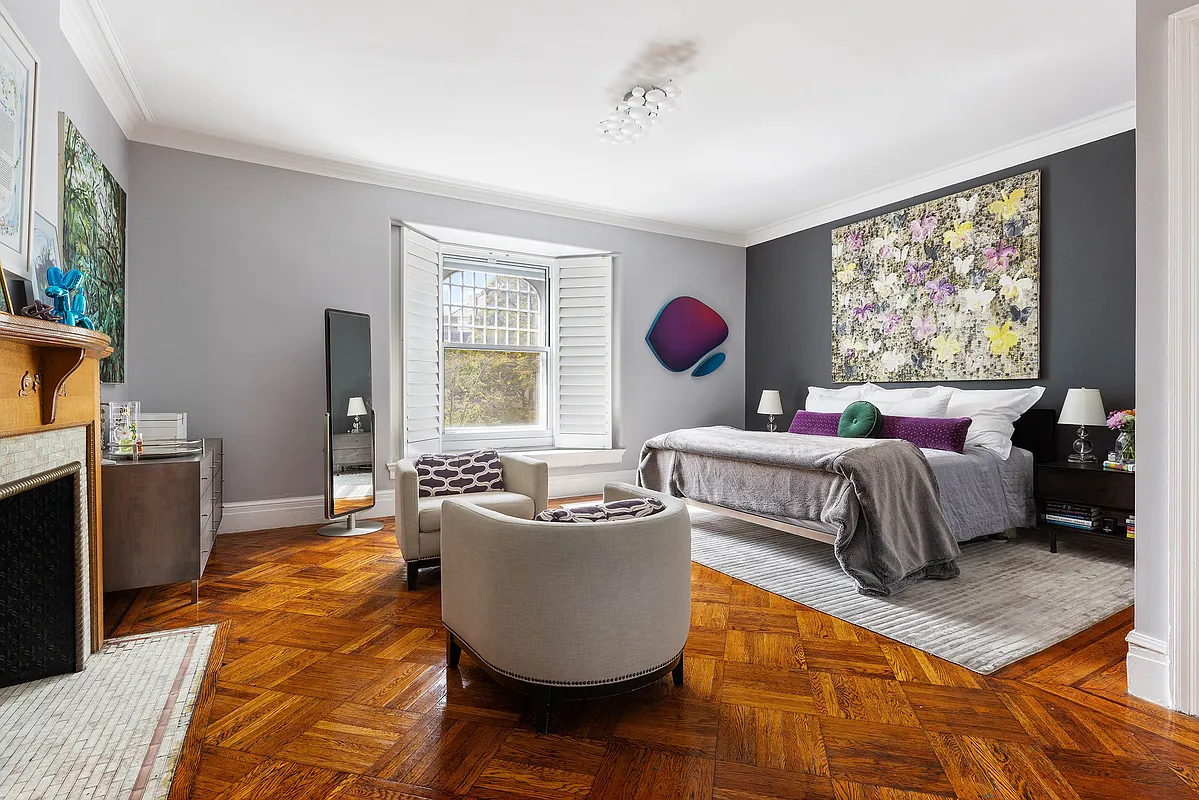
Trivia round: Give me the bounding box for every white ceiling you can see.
[75,0,1134,244]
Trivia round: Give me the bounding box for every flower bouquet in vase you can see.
[1107,408,1135,465]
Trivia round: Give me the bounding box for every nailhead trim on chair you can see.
[446,626,681,687]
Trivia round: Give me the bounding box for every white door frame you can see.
[1149,3,1199,715]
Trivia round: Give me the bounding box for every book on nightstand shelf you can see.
[1044,501,1101,518]
[1126,515,1136,539]
[1042,500,1103,530]
[1103,460,1135,472]
[1042,513,1102,530]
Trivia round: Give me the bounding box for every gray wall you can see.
[126,143,745,503]
[3,0,129,400]
[745,132,1135,459]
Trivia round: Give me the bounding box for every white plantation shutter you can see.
[553,255,613,449]
[401,227,442,457]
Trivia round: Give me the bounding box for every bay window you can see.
[399,226,612,457]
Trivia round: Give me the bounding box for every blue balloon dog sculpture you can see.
[44,267,96,329]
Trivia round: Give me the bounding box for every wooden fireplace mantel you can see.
[1,313,112,652]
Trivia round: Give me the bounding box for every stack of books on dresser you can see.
[1042,501,1101,531]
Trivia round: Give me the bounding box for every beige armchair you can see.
[395,453,548,589]
[440,483,691,733]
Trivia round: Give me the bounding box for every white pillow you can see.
[861,386,953,418]
[944,386,1046,459]
[806,384,877,414]
[861,385,947,402]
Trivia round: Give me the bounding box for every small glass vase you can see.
[1115,430,1135,464]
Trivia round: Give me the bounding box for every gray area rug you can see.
[688,509,1134,674]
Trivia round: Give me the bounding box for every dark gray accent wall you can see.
[746,132,1135,458]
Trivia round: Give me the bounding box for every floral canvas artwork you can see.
[831,170,1040,382]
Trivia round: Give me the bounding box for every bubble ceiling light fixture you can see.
[597,82,680,144]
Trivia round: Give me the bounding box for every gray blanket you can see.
[639,427,960,596]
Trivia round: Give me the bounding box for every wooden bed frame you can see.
[682,407,1059,545]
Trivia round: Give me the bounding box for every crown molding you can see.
[60,0,152,137]
[745,101,1137,247]
[129,123,747,247]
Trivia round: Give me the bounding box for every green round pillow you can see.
[838,401,882,438]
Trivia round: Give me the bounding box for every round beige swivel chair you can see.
[439,483,691,733]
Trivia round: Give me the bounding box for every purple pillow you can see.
[877,415,971,453]
[788,410,841,437]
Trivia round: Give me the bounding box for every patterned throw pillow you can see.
[415,449,505,497]
[534,497,666,523]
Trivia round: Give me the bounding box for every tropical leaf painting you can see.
[831,170,1040,382]
[60,113,126,383]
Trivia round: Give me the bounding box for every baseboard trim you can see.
[218,469,635,534]
[549,469,636,499]
[1126,630,1171,707]
[220,490,395,534]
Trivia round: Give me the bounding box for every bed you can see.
[638,409,1055,596]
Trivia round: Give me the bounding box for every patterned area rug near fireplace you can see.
[0,624,222,800]
[687,509,1134,674]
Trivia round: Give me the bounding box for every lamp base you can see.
[319,512,383,537]
[1068,426,1097,463]
[766,414,777,433]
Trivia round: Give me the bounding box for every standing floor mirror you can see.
[321,308,382,536]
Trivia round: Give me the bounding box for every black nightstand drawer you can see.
[1037,464,1135,510]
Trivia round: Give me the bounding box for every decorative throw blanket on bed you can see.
[639,427,960,596]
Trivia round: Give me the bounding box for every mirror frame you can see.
[324,308,376,519]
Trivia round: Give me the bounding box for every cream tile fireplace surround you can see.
[0,429,91,676]
[0,314,112,677]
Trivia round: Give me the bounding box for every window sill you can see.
[517,448,626,469]
[387,447,625,479]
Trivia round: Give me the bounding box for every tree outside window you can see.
[442,266,548,433]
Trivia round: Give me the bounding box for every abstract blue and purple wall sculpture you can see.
[645,296,729,377]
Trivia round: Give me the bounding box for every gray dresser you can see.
[101,439,223,602]
[332,432,372,471]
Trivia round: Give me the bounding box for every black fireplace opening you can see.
[0,466,80,687]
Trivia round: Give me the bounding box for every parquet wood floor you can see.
[104,512,1192,800]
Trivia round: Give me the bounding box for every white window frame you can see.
[439,245,556,451]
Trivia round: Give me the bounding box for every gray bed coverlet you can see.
[925,446,1035,542]
[639,427,960,596]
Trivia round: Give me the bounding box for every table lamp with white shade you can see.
[347,396,368,433]
[758,390,783,433]
[1059,387,1106,463]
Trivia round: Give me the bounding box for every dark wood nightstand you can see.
[1034,461,1135,553]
